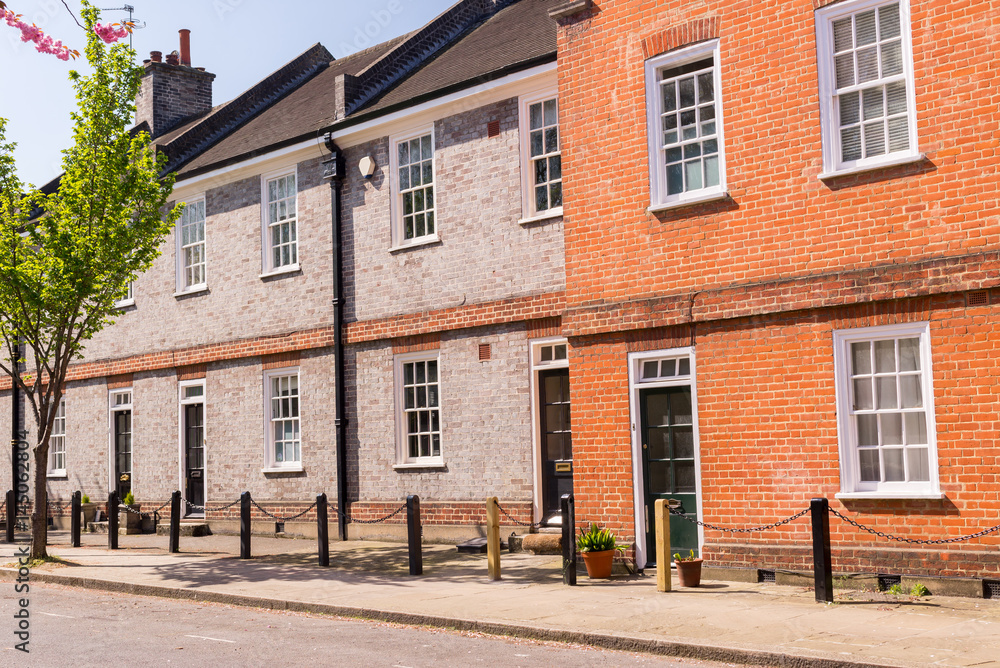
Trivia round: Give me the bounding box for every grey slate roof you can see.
[172,0,559,180]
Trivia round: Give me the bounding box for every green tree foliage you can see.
[0,2,181,558]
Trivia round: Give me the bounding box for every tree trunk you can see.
[30,439,48,560]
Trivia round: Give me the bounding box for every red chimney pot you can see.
[165,50,179,66]
[150,50,162,63]
[179,29,191,67]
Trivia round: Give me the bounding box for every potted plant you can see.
[674,549,703,587]
[118,490,142,535]
[576,523,626,579]
[78,493,99,527]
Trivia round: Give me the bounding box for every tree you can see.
[0,1,180,559]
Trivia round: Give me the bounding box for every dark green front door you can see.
[114,410,132,500]
[640,386,698,567]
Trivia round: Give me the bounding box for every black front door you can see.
[184,403,205,515]
[539,368,572,523]
[640,386,698,567]
[114,410,132,499]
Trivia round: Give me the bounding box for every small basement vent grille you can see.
[967,290,990,307]
[984,580,1000,599]
[487,120,500,137]
[478,343,492,361]
[877,574,901,591]
[757,569,776,583]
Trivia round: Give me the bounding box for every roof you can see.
[172,0,559,180]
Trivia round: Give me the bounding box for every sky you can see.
[0,0,455,186]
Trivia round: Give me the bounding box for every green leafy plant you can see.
[122,491,134,507]
[674,549,699,562]
[576,523,625,553]
[886,583,904,596]
[910,583,929,597]
[80,494,89,504]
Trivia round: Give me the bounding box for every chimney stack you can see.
[179,29,191,67]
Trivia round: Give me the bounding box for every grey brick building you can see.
[2,0,571,541]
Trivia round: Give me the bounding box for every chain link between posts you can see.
[496,501,544,529]
[669,506,811,533]
[250,498,318,523]
[828,507,1000,545]
[183,497,242,513]
[336,503,407,524]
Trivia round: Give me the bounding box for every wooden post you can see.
[407,494,422,576]
[655,499,672,592]
[107,491,119,550]
[317,493,329,568]
[486,496,500,581]
[240,491,251,559]
[168,491,181,554]
[70,491,81,548]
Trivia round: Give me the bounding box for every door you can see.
[114,410,132,500]
[539,368,572,523]
[640,386,698,566]
[184,403,205,515]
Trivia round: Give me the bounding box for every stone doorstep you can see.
[155,522,210,537]
[85,521,141,536]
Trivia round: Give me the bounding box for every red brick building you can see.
[552,0,1000,583]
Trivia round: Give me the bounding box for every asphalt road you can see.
[1,583,747,668]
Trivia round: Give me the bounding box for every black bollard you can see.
[407,495,422,576]
[240,491,251,559]
[169,491,181,554]
[317,493,329,568]
[811,497,833,603]
[561,493,576,586]
[6,489,15,542]
[71,490,81,547]
[108,490,119,550]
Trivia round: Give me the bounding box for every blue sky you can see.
[1,0,454,186]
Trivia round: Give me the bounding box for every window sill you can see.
[819,152,926,181]
[47,471,67,479]
[114,299,135,309]
[389,235,441,253]
[518,207,563,226]
[261,466,304,474]
[835,491,945,500]
[173,285,209,298]
[393,460,446,471]
[259,264,301,280]
[647,189,729,213]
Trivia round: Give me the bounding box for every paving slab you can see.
[1,531,999,668]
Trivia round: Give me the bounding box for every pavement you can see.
[2,530,999,668]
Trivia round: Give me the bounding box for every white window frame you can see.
[519,89,563,224]
[108,388,133,494]
[177,379,207,498]
[816,0,922,179]
[114,281,134,308]
[389,124,439,250]
[47,399,67,477]
[833,322,941,499]
[393,350,444,468]
[260,166,299,276]
[263,367,302,472]
[175,195,207,294]
[645,39,727,212]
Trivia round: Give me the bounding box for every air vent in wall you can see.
[487,120,500,137]
[478,343,492,361]
[967,290,990,307]
[984,580,1000,599]
[877,574,901,591]
[757,569,776,583]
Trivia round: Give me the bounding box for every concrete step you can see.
[86,521,142,536]
[155,522,210,537]
[456,536,508,553]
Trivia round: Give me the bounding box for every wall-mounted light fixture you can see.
[359,156,377,179]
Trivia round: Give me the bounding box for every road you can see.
[2,583,748,668]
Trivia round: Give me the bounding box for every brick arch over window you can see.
[641,17,720,60]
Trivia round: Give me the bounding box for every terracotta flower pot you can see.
[581,549,615,579]
[675,558,703,587]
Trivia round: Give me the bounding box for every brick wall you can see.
[135,62,214,138]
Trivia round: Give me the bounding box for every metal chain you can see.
[495,502,544,529]
[183,497,242,513]
[829,507,1000,545]
[669,506,811,533]
[250,498,318,522]
[337,503,407,524]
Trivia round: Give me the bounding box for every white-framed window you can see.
[264,368,301,470]
[394,351,442,467]
[115,281,134,308]
[833,322,940,498]
[637,354,692,383]
[47,399,66,476]
[261,168,298,274]
[519,91,562,221]
[645,39,726,210]
[389,126,437,249]
[176,196,206,292]
[816,0,919,177]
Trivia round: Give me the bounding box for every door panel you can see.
[114,410,132,499]
[640,386,698,567]
[184,403,205,515]
[539,368,572,522]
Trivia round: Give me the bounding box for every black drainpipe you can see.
[322,133,348,541]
